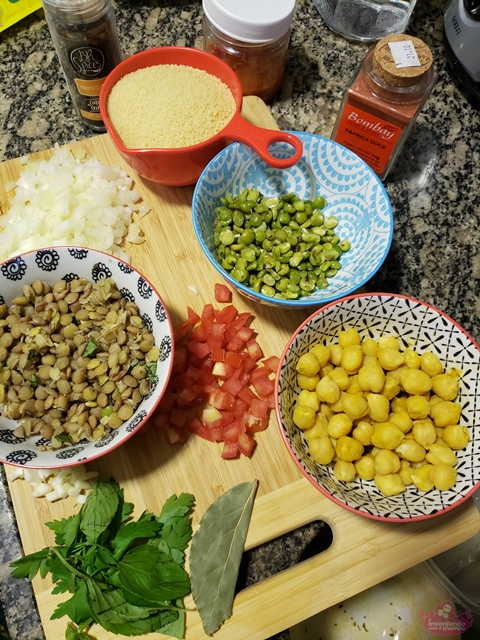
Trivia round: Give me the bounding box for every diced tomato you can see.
[166,426,188,444]
[246,339,263,362]
[221,441,239,459]
[155,284,279,458]
[214,304,237,324]
[224,350,244,369]
[214,283,232,303]
[187,339,211,359]
[223,419,246,443]
[262,355,280,373]
[210,388,236,411]
[170,407,189,428]
[251,375,275,399]
[154,411,170,431]
[220,377,244,397]
[244,412,268,433]
[202,405,223,429]
[238,432,256,457]
[211,347,226,362]
[206,323,225,350]
[250,398,268,419]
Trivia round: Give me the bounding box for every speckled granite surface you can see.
[0,0,479,639]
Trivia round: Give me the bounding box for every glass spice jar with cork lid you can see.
[202,0,295,102]
[332,33,438,180]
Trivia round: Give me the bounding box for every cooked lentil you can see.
[107,64,237,149]
[0,277,158,449]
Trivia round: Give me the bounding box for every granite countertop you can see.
[0,0,479,639]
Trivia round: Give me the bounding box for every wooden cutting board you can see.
[2,96,480,640]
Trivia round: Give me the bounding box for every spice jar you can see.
[42,0,122,132]
[332,34,438,180]
[202,0,295,102]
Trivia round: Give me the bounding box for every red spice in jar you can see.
[332,34,438,180]
[202,0,295,103]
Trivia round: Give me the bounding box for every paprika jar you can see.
[332,33,438,180]
[202,0,295,102]
[42,0,122,132]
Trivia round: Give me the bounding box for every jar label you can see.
[333,104,403,174]
[388,41,421,69]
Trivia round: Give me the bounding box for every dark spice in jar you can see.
[42,0,122,132]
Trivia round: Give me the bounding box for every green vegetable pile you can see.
[213,189,351,299]
[10,480,194,639]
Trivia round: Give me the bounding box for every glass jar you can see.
[42,0,122,132]
[332,34,438,179]
[202,0,295,102]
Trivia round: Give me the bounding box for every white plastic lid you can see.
[203,0,295,44]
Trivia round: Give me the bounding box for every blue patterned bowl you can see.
[276,293,480,521]
[0,247,174,469]
[192,132,393,308]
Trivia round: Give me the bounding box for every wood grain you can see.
[1,95,479,640]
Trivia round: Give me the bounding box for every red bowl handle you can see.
[221,113,303,168]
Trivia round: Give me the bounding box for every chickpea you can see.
[420,352,443,377]
[404,348,421,369]
[406,395,430,420]
[365,393,390,422]
[296,352,320,376]
[341,392,369,420]
[293,405,316,430]
[355,455,375,481]
[338,328,361,348]
[371,422,404,450]
[297,373,320,391]
[303,413,329,441]
[328,367,350,391]
[388,410,413,434]
[381,374,401,400]
[431,464,457,491]
[341,345,363,374]
[361,338,378,357]
[333,460,356,482]
[327,413,352,438]
[411,464,434,492]
[309,437,335,465]
[442,425,470,450]
[400,368,432,395]
[352,420,375,446]
[431,373,459,402]
[377,348,405,371]
[374,473,406,496]
[358,359,385,393]
[328,344,343,367]
[374,449,401,475]
[395,440,426,463]
[412,419,437,448]
[335,435,364,462]
[430,400,462,427]
[425,443,458,467]
[309,344,331,368]
[297,389,320,412]
[316,375,340,404]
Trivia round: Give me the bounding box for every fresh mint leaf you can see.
[65,622,96,640]
[159,600,185,640]
[111,511,161,561]
[85,579,160,628]
[10,549,48,581]
[83,338,98,358]
[80,480,120,542]
[157,493,195,554]
[45,512,81,547]
[118,545,190,605]
[145,361,157,383]
[51,580,92,625]
[55,433,73,444]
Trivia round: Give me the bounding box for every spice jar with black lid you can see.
[42,0,122,132]
[202,0,295,102]
[332,34,438,180]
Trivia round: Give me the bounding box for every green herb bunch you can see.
[10,480,195,639]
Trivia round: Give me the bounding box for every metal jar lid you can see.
[202,0,295,43]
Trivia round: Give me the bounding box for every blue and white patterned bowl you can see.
[193,132,393,308]
[276,293,480,521]
[0,247,174,469]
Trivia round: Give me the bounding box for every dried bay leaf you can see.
[190,480,259,635]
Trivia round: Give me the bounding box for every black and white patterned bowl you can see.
[275,293,480,521]
[0,247,174,469]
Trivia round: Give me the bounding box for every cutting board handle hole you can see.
[235,520,333,594]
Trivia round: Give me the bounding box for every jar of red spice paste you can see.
[202,0,295,102]
[332,34,438,180]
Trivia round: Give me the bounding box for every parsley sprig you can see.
[10,479,195,639]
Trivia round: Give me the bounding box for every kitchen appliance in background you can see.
[312,0,417,42]
[444,0,480,107]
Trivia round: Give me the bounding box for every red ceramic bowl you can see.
[99,46,303,186]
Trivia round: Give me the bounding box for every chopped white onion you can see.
[10,464,98,504]
[188,285,199,296]
[0,144,148,262]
